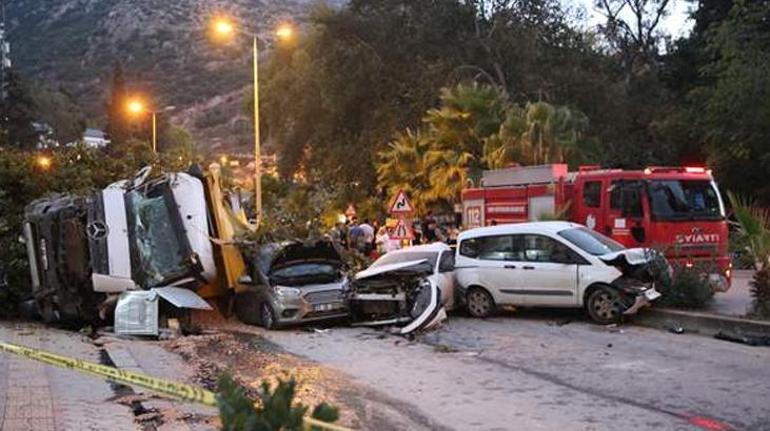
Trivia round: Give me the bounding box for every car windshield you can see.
[126,189,189,288]
[558,227,625,256]
[648,180,724,221]
[371,251,439,269]
[270,262,341,286]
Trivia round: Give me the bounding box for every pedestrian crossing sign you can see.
[389,190,414,214]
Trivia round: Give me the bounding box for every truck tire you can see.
[233,290,261,326]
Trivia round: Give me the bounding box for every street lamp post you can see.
[211,18,295,225]
[126,99,175,154]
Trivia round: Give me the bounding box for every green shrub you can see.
[217,374,340,431]
[656,264,714,309]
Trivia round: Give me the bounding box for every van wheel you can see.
[260,302,277,330]
[586,286,624,324]
[466,288,495,318]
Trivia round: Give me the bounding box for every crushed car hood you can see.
[270,240,342,268]
[355,259,431,280]
[599,248,654,266]
[600,247,670,284]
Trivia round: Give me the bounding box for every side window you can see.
[610,181,643,217]
[438,251,455,272]
[459,238,480,258]
[583,181,602,208]
[523,235,575,263]
[459,235,523,261]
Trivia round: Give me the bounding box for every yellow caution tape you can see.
[0,340,217,406]
[0,340,352,431]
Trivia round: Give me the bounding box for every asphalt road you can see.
[254,310,770,431]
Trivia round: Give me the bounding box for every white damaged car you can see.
[349,243,457,334]
[455,222,664,324]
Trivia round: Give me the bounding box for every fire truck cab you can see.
[461,164,731,291]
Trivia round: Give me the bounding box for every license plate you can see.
[644,288,661,301]
[314,302,342,312]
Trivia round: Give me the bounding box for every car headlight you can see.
[274,286,301,298]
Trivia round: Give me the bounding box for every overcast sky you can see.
[568,0,694,38]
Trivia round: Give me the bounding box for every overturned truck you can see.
[23,166,243,331]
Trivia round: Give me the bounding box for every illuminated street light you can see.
[36,155,52,170]
[126,98,175,154]
[209,17,297,226]
[213,18,235,37]
[127,99,145,115]
[275,23,295,41]
[220,155,229,165]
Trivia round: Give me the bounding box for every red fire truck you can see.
[461,164,731,291]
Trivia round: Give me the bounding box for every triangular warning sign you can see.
[391,218,415,240]
[389,191,414,214]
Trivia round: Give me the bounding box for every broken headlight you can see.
[273,285,301,299]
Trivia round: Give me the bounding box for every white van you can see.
[455,221,663,324]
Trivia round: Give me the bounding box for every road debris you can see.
[714,331,770,347]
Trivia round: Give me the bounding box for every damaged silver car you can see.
[236,239,348,329]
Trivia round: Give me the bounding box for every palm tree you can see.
[421,83,504,203]
[728,192,770,318]
[376,128,432,213]
[488,102,589,166]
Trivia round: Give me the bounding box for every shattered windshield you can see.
[648,180,724,221]
[126,189,190,288]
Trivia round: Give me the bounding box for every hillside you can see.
[6,0,340,154]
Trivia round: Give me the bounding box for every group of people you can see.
[330,211,461,259]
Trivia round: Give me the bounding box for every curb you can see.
[633,308,770,337]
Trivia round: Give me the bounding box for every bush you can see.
[749,268,770,319]
[656,264,714,309]
[217,374,339,431]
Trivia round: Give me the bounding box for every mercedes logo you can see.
[87,221,109,240]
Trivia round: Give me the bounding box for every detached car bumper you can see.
[623,287,661,316]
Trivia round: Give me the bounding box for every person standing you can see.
[360,218,375,254]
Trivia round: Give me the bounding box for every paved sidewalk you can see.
[707,270,754,317]
[0,322,135,431]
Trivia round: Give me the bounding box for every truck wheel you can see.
[233,290,261,326]
[466,287,495,318]
[260,303,276,330]
[586,286,624,324]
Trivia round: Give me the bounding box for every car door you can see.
[517,234,580,306]
[457,235,528,306]
[434,250,456,310]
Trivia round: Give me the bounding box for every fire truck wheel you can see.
[466,287,495,318]
[586,286,624,324]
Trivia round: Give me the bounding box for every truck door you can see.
[576,179,606,234]
[607,180,646,247]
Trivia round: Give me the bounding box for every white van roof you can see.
[457,221,582,241]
